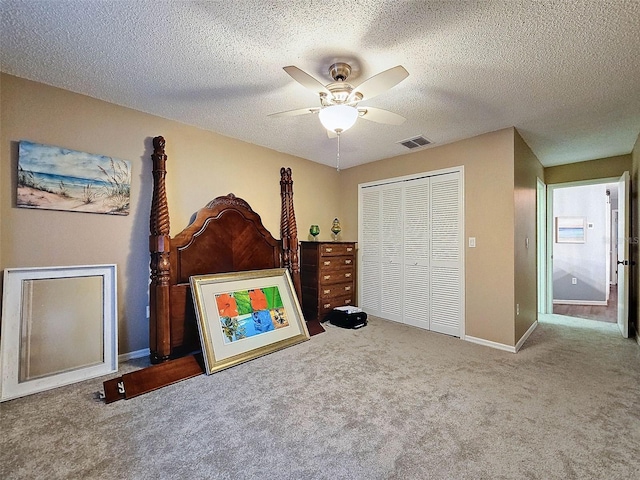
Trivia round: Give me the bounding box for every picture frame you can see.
[556,216,587,243]
[190,268,309,375]
[0,264,117,402]
[17,140,131,215]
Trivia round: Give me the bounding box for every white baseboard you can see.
[464,321,538,353]
[553,299,607,306]
[465,335,517,353]
[515,321,538,352]
[118,348,150,362]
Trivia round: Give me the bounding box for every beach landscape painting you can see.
[17,141,131,215]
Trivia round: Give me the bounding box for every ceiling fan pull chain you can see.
[337,132,341,172]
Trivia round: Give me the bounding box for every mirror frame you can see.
[1,264,117,402]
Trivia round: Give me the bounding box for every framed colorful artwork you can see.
[17,140,131,215]
[190,268,309,375]
[0,264,118,402]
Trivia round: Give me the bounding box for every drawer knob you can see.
[323,289,330,294]
[324,261,331,266]
[345,259,352,264]
[347,247,353,252]
[325,248,333,253]
[324,303,331,308]
[345,273,351,278]
[324,275,331,280]
[345,286,351,291]
[345,299,352,304]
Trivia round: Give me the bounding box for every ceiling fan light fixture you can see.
[318,105,359,133]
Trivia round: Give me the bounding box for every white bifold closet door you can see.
[359,170,463,336]
[381,185,403,323]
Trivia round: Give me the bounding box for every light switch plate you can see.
[469,237,476,248]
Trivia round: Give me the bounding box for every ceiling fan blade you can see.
[358,107,406,125]
[349,65,409,102]
[283,66,331,96]
[268,107,320,118]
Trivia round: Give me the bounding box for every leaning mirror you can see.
[1,264,117,402]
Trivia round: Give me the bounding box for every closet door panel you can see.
[359,188,381,316]
[359,169,463,336]
[361,260,381,313]
[380,186,403,322]
[430,172,462,336]
[404,264,430,328]
[431,266,461,336]
[403,179,430,329]
[381,187,403,259]
[381,262,403,320]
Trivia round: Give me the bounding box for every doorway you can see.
[544,174,630,337]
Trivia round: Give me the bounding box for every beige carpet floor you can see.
[1,314,639,479]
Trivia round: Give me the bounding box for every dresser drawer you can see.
[319,269,354,285]
[318,256,354,269]
[319,282,354,300]
[320,243,355,257]
[319,295,354,317]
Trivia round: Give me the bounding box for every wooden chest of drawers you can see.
[300,241,356,321]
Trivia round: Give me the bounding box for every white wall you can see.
[553,183,609,302]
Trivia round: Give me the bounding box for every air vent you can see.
[398,135,432,149]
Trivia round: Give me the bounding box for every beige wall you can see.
[338,128,518,346]
[544,154,632,185]
[514,130,544,343]
[5,72,587,353]
[1,74,342,354]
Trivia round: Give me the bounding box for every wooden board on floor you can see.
[102,354,204,403]
[307,319,325,336]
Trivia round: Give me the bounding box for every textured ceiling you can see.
[1,0,639,169]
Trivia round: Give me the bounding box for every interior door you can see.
[359,187,381,316]
[358,169,463,336]
[617,171,630,338]
[380,185,404,323]
[403,178,431,329]
[429,172,463,336]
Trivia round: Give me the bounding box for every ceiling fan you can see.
[269,62,409,137]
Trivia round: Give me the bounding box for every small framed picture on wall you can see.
[555,216,586,243]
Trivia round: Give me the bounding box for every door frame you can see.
[617,171,630,338]
[545,176,624,322]
[537,178,547,314]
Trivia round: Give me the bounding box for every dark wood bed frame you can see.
[148,135,303,363]
[102,136,312,402]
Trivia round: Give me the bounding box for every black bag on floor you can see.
[325,308,368,329]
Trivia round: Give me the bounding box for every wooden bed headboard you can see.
[148,136,300,363]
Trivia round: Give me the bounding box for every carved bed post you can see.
[149,136,171,363]
[280,167,302,302]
